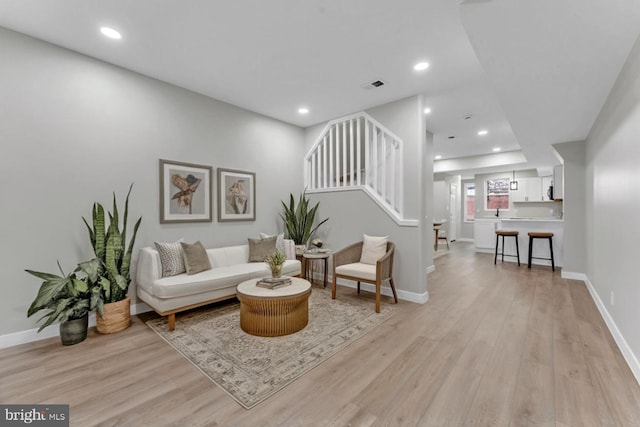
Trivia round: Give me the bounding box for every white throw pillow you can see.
[360,234,389,265]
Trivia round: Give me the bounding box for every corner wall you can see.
[552,141,586,274]
[303,96,429,300]
[585,31,640,381]
[0,27,305,336]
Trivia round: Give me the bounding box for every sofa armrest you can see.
[136,247,162,289]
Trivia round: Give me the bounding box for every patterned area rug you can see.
[145,285,396,409]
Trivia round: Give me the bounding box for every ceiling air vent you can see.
[361,79,386,90]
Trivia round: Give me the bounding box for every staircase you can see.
[305,112,416,226]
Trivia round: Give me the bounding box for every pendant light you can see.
[510,170,518,190]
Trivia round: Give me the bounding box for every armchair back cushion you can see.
[360,234,389,265]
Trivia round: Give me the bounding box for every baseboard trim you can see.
[0,301,152,349]
[132,302,152,315]
[581,275,640,387]
[456,238,474,242]
[561,271,587,281]
[475,248,494,254]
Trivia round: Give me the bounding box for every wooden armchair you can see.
[332,241,398,312]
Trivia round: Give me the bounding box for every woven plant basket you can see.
[96,296,131,334]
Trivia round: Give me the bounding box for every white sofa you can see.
[136,244,301,330]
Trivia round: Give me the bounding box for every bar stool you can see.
[527,232,555,271]
[494,230,520,266]
[435,227,449,250]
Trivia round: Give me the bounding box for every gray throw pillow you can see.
[248,236,277,262]
[154,240,186,277]
[180,241,212,275]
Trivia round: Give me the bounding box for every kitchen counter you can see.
[474,218,563,267]
[500,217,563,222]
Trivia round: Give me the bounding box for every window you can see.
[486,178,510,210]
[464,182,475,222]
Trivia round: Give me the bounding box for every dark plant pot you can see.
[60,314,88,346]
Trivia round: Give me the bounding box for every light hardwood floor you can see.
[3,242,640,426]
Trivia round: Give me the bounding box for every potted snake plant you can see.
[26,262,101,345]
[83,184,142,334]
[280,191,328,252]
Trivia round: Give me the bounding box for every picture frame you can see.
[217,168,256,222]
[159,159,212,223]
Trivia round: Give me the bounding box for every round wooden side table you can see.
[236,277,312,337]
[302,251,330,288]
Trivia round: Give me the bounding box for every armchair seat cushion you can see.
[335,262,376,282]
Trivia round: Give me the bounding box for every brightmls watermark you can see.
[1,405,69,426]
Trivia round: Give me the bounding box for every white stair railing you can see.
[305,112,413,226]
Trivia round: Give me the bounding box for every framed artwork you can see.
[159,159,212,223]
[217,168,256,222]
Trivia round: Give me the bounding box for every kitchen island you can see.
[475,218,563,268]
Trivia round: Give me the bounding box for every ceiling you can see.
[1,0,639,175]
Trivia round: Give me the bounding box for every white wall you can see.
[0,28,305,335]
[303,96,429,299]
[459,179,474,240]
[552,141,586,274]
[585,31,640,375]
[433,181,447,221]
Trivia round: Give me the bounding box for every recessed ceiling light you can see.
[413,62,429,71]
[298,107,309,114]
[434,155,442,160]
[100,27,122,40]
[478,129,489,136]
[492,147,501,152]
[423,107,432,114]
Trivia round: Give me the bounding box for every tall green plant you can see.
[26,261,100,332]
[280,192,328,245]
[83,184,142,303]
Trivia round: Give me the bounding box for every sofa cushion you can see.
[335,262,376,281]
[259,232,285,253]
[208,245,249,268]
[360,234,388,265]
[154,240,185,277]
[150,259,302,299]
[152,264,254,299]
[248,236,276,262]
[181,241,212,275]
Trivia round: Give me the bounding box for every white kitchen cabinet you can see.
[474,218,498,251]
[511,177,543,202]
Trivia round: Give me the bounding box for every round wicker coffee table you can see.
[236,277,312,337]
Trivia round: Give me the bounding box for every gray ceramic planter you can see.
[60,314,88,346]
